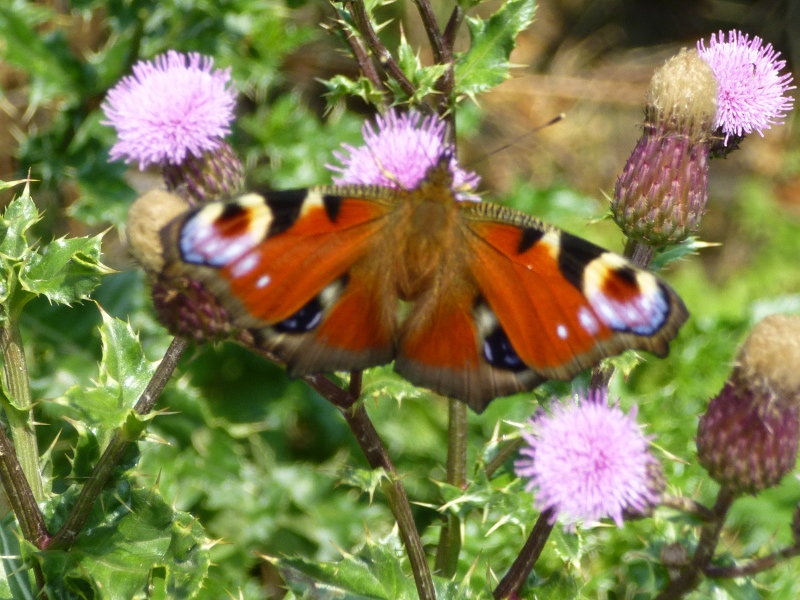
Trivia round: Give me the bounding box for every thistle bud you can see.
[162,141,245,204]
[612,50,717,247]
[697,315,800,495]
[150,274,234,343]
[127,190,234,342]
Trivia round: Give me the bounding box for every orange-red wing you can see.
[399,290,481,371]
[467,221,611,375]
[465,217,687,379]
[178,192,392,324]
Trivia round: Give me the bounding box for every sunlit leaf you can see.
[0,516,35,600]
[51,309,155,443]
[37,483,209,599]
[20,234,113,305]
[0,193,40,262]
[454,0,536,98]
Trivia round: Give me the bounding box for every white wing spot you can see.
[556,324,568,340]
[256,275,271,289]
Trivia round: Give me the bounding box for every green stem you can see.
[484,438,523,479]
[623,237,657,269]
[0,423,49,547]
[493,509,555,598]
[48,337,188,550]
[301,373,436,600]
[655,485,736,599]
[434,398,467,577]
[0,317,44,501]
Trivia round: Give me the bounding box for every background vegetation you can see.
[0,0,799,597]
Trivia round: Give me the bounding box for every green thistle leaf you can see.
[51,309,155,445]
[20,234,113,305]
[454,0,536,98]
[36,484,209,599]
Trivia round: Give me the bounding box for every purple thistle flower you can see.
[102,50,237,169]
[697,30,795,144]
[327,109,481,201]
[515,389,662,529]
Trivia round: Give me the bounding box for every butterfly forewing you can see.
[460,202,687,382]
[165,187,403,368]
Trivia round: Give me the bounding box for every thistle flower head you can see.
[102,51,237,169]
[327,109,481,201]
[697,30,795,145]
[697,315,800,495]
[515,389,662,529]
[612,50,716,246]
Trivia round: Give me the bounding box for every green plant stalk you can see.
[0,422,49,547]
[484,437,523,479]
[655,485,736,599]
[434,398,467,577]
[493,508,555,599]
[48,336,188,550]
[341,402,436,600]
[0,315,45,501]
[302,373,435,600]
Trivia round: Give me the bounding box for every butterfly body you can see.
[144,157,688,412]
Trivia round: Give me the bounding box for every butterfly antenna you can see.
[467,113,566,168]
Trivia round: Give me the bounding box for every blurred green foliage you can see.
[0,0,799,598]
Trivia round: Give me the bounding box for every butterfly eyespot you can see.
[274,296,324,333]
[483,326,526,372]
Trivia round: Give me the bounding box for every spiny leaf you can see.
[454,0,536,98]
[273,539,419,600]
[360,365,427,404]
[36,484,209,599]
[0,178,32,193]
[20,234,113,305]
[323,74,387,109]
[0,515,35,600]
[52,308,155,444]
[650,237,718,270]
[386,33,450,103]
[0,193,40,262]
[339,466,390,503]
[273,538,472,600]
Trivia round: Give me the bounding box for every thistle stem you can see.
[434,398,467,577]
[0,423,49,547]
[660,494,715,522]
[302,372,435,600]
[493,508,555,598]
[345,0,420,102]
[484,438,524,479]
[623,237,657,269]
[655,485,736,599]
[704,544,800,577]
[48,337,188,550]
[0,316,44,501]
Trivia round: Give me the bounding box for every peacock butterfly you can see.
[130,153,688,413]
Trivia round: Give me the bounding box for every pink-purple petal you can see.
[327,109,481,201]
[102,50,237,169]
[515,389,660,530]
[697,30,795,144]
